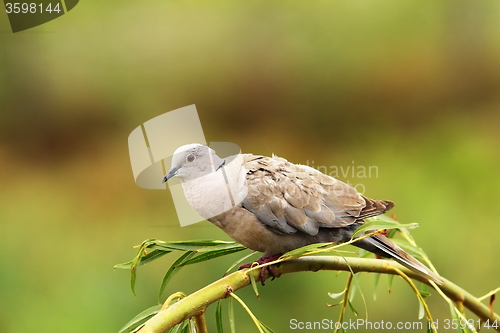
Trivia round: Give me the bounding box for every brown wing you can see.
[242,155,393,236]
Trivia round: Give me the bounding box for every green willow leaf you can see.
[115,249,172,269]
[183,320,193,333]
[230,293,265,333]
[328,290,346,300]
[387,274,394,293]
[128,253,145,296]
[351,220,419,239]
[228,296,236,333]
[152,240,243,252]
[281,242,333,259]
[158,251,196,301]
[114,262,134,270]
[249,272,260,300]
[449,303,467,333]
[349,280,358,303]
[224,251,257,275]
[179,247,247,267]
[168,320,189,333]
[399,227,417,245]
[386,228,398,238]
[259,320,276,333]
[347,299,358,316]
[419,283,431,299]
[215,300,224,333]
[117,239,249,298]
[373,273,380,301]
[357,248,368,258]
[365,214,400,223]
[125,239,166,296]
[118,304,161,333]
[130,266,137,297]
[418,298,425,320]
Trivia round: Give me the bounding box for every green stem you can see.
[229,292,265,333]
[393,267,436,333]
[333,272,353,333]
[136,256,500,333]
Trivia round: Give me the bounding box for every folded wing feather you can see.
[242,155,393,236]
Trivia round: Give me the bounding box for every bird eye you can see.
[186,154,196,162]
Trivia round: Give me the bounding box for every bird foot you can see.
[239,254,282,286]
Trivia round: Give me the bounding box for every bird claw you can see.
[239,254,282,286]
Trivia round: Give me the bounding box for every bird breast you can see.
[182,156,248,220]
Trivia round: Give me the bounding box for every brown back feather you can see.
[242,155,394,236]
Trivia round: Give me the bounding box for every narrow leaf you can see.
[349,280,358,303]
[398,227,417,246]
[386,228,397,238]
[115,249,172,269]
[118,305,161,333]
[351,220,419,239]
[127,239,163,297]
[365,214,399,223]
[179,247,247,267]
[224,251,257,275]
[387,274,394,293]
[130,266,137,297]
[249,272,260,300]
[338,258,368,320]
[418,299,425,320]
[158,251,196,301]
[259,320,276,333]
[281,242,333,259]
[117,239,246,298]
[152,240,244,252]
[230,293,265,333]
[187,319,195,333]
[449,303,466,333]
[418,284,431,320]
[215,300,224,333]
[228,296,236,333]
[328,290,346,300]
[373,273,380,301]
[419,283,430,298]
[169,320,189,333]
[114,261,135,270]
[357,249,368,258]
[347,299,359,316]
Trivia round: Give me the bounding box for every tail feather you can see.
[357,234,443,284]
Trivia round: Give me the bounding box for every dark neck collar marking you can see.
[216,159,225,171]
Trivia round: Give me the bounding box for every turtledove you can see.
[163,143,442,284]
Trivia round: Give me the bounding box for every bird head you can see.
[162,144,225,183]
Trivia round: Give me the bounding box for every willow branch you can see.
[137,256,500,333]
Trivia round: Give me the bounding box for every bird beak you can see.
[162,166,180,183]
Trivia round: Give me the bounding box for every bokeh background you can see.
[1,1,500,332]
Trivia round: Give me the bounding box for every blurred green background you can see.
[1,1,500,332]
